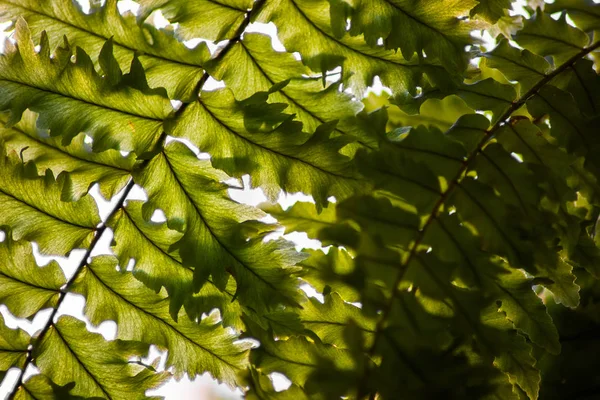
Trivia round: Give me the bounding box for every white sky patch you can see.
[245,22,286,51]
[183,37,221,54]
[117,0,140,15]
[365,75,392,97]
[270,372,292,392]
[203,76,226,91]
[147,10,170,30]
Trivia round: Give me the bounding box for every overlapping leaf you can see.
[206,33,376,149]
[514,10,589,65]
[131,141,304,316]
[137,0,253,41]
[0,233,65,319]
[108,201,244,328]
[72,256,250,384]
[328,0,478,72]
[32,316,168,399]
[545,0,600,34]
[168,88,364,206]
[0,0,209,100]
[0,146,99,255]
[0,110,134,201]
[0,315,30,374]
[255,0,458,95]
[0,20,173,155]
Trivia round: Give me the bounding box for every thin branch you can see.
[7,0,269,396]
[7,178,135,399]
[357,39,600,398]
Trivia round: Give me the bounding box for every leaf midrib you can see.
[0,123,131,173]
[240,41,375,150]
[120,207,236,299]
[0,0,204,68]
[198,98,360,181]
[0,186,94,230]
[162,152,282,293]
[288,0,443,70]
[52,325,113,399]
[85,263,243,371]
[0,78,165,123]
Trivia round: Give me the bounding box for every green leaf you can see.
[261,201,336,240]
[335,195,420,248]
[0,0,210,100]
[255,0,458,95]
[133,141,305,315]
[14,374,98,400]
[0,110,134,201]
[34,316,169,399]
[299,248,362,303]
[299,293,376,348]
[545,0,600,34]
[0,20,173,154]
[72,256,251,384]
[0,233,65,318]
[514,10,589,65]
[108,201,244,328]
[137,0,253,41]
[393,78,517,124]
[382,123,466,181]
[470,0,512,23]
[328,0,477,72]
[243,367,311,400]
[207,33,375,149]
[483,38,552,94]
[0,314,30,373]
[527,85,597,156]
[427,214,561,355]
[0,146,99,255]
[366,93,474,131]
[249,329,356,397]
[482,307,541,400]
[169,88,364,206]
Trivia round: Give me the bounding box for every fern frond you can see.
[0,0,209,100]
[0,110,134,200]
[71,256,251,384]
[170,89,365,206]
[255,0,458,95]
[137,0,253,41]
[33,316,169,399]
[0,147,99,255]
[132,142,305,316]
[0,21,173,154]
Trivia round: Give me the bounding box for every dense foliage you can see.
[0,0,599,398]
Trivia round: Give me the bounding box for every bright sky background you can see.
[0,0,592,398]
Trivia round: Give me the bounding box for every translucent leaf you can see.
[169,88,364,206]
[0,20,173,154]
[0,234,65,318]
[137,0,253,41]
[0,146,99,255]
[207,33,375,149]
[0,314,30,373]
[33,316,169,399]
[133,141,305,315]
[0,0,209,100]
[329,0,478,72]
[514,11,589,65]
[255,0,458,95]
[72,256,251,384]
[108,201,244,328]
[0,110,134,201]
